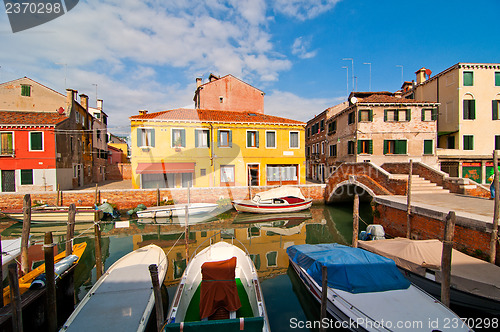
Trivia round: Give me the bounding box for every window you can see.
[496,72,500,86]
[266,131,276,148]
[321,142,325,154]
[463,100,476,120]
[266,165,297,182]
[172,128,186,147]
[289,131,299,149]
[220,165,235,184]
[384,109,410,122]
[96,130,101,140]
[329,144,337,157]
[447,136,455,149]
[20,169,33,185]
[493,100,500,120]
[218,130,232,147]
[358,109,373,122]
[29,132,43,151]
[306,128,310,138]
[195,129,210,148]
[347,141,355,155]
[21,85,31,97]
[328,120,337,134]
[424,140,433,155]
[463,71,473,86]
[357,140,373,154]
[348,112,355,125]
[247,130,259,148]
[200,168,206,176]
[137,128,155,147]
[463,135,474,150]
[495,136,500,150]
[266,251,278,267]
[384,140,407,155]
[0,132,13,155]
[320,120,324,131]
[312,122,319,135]
[421,108,438,121]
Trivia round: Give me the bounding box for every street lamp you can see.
[363,62,371,91]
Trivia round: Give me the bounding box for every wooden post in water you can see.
[156,184,160,206]
[66,204,76,256]
[44,232,57,332]
[352,194,359,248]
[149,264,164,332]
[56,184,60,206]
[406,159,413,239]
[319,265,328,332]
[94,184,98,206]
[94,222,103,279]
[441,211,455,307]
[8,263,23,332]
[21,194,31,276]
[490,150,499,264]
[0,237,3,307]
[60,188,63,206]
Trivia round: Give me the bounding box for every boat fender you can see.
[29,255,79,290]
[240,317,244,330]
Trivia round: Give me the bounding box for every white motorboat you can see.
[60,244,167,332]
[1,238,22,281]
[287,243,472,332]
[232,186,312,214]
[165,241,270,331]
[136,203,218,219]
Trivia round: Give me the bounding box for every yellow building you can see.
[129,108,305,189]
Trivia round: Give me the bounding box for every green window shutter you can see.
[424,140,433,155]
[256,131,259,148]
[195,130,199,147]
[470,100,476,119]
[228,130,232,147]
[383,140,388,154]
[464,100,470,119]
[421,109,425,121]
[137,129,142,147]
[464,135,474,150]
[217,130,221,147]
[247,131,251,147]
[496,136,500,150]
[395,110,399,121]
[30,132,42,150]
[493,101,499,120]
[180,129,185,147]
[357,140,362,154]
[368,140,373,154]
[369,109,373,122]
[20,169,33,185]
[384,110,388,122]
[496,72,500,86]
[150,129,156,147]
[432,108,438,120]
[396,140,407,154]
[207,130,210,148]
[406,109,411,121]
[463,71,473,86]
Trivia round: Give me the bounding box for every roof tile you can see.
[0,111,68,126]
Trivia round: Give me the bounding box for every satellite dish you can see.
[350,96,358,104]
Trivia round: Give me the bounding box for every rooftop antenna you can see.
[342,66,349,99]
[343,58,354,91]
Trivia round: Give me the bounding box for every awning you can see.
[136,162,195,174]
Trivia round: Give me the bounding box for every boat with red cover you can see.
[232,186,312,214]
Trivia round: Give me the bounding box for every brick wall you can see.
[106,163,131,180]
[0,184,325,211]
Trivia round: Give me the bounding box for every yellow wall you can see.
[130,120,305,189]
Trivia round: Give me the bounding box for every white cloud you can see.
[273,0,342,20]
[291,37,317,59]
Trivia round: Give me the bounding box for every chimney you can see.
[196,77,202,88]
[139,110,148,116]
[79,94,89,111]
[97,99,103,110]
[394,90,402,98]
[66,89,77,103]
[416,68,427,84]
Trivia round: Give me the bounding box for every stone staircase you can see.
[391,174,450,194]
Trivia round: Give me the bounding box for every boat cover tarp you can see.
[200,257,241,319]
[359,238,500,301]
[253,186,305,202]
[287,243,410,294]
[165,317,264,332]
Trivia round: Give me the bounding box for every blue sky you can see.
[1,0,499,135]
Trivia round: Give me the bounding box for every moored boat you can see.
[287,243,472,331]
[60,244,167,332]
[232,186,312,214]
[165,241,270,331]
[1,238,24,281]
[358,237,500,315]
[136,203,218,219]
[3,205,102,223]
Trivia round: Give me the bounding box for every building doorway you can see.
[1,170,15,192]
[248,165,259,186]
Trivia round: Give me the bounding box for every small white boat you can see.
[4,206,101,223]
[165,241,270,331]
[136,203,218,219]
[287,243,472,332]
[232,186,312,214]
[60,244,167,332]
[1,238,23,281]
[359,237,500,315]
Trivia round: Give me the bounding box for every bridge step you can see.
[392,174,450,194]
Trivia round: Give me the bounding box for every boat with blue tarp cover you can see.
[287,243,472,331]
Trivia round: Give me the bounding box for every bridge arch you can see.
[327,179,376,203]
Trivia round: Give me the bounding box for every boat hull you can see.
[5,210,101,223]
[232,199,312,213]
[136,203,218,219]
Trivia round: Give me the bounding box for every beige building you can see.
[404,63,500,183]
[325,92,439,172]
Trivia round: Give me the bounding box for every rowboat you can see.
[165,241,270,331]
[60,244,167,332]
[1,238,23,281]
[359,237,500,315]
[3,242,87,305]
[3,206,102,223]
[232,186,312,214]
[136,203,218,219]
[287,243,472,331]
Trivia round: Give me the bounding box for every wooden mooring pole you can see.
[56,184,60,206]
[441,211,456,307]
[44,232,57,332]
[94,184,99,206]
[156,184,160,206]
[21,194,31,276]
[490,150,499,264]
[8,263,23,332]
[319,265,328,332]
[406,159,413,239]
[94,221,103,280]
[66,204,76,256]
[0,237,3,307]
[149,264,164,332]
[352,194,359,248]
